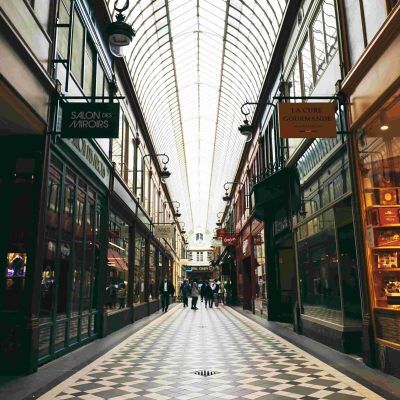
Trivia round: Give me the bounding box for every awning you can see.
[107,248,128,271]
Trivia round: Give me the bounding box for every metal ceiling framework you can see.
[107,0,287,245]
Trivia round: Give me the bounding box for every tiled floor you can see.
[39,302,383,400]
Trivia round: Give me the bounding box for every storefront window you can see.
[254,230,266,299]
[106,212,129,312]
[358,99,400,344]
[134,232,146,304]
[38,155,104,361]
[297,209,342,324]
[149,244,157,300]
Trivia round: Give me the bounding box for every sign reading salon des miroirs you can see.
[61,102,120,138]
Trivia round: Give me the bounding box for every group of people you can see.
[179,279,224,310]
[158,277,227,313]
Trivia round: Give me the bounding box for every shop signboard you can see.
[62,137,111,188]
[279,102,336,138]
[154,224,175,239]
[61,102,120,138]
[223,234,238,247]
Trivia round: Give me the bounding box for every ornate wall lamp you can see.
[222,181,243,202]
[163,200,181,218]
[106,0,135,58]
[143,153,171,180]
[216,212,224,226]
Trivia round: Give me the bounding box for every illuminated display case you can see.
[358,95,400,346]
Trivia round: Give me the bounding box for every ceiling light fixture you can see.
[380,112,389,131]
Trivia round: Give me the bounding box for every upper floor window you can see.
[196,252,203,262]
[196,233,203,241]
[311,0,338,80]
[57,0,105,97]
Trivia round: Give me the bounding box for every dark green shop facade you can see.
[0,134,171,375]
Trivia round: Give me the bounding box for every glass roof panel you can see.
[107,0,287,244]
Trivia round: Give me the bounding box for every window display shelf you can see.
[374,268,400,272]
[366,205,400,209]
[365,187,400,190]
[372,246,400,250]
[370,224,400,228]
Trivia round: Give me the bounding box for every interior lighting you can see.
[106,0,135,58]
[380,112,389,131]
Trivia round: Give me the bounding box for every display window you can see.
[134,232,146,305]
[38,154,105,361]
[106,212,129,312]
[357,95,400,346]
[254,230,266,300]
[296,200,362,327]
[149,244,157,300]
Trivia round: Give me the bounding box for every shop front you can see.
[294,144,363,352]
[251,167,300,322]
[104,208,131,334]
[37,137,111,367]
[0,135,48,374]
[343,6,400,376]
[253,228,267,317]
[354,95,400,374]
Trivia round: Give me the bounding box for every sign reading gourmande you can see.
[154,224,175,239]
[61,102,120,138]
[279,102,337,138]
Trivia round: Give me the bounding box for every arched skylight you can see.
[107,0,287,244]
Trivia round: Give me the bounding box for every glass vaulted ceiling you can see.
[107,0,287,243]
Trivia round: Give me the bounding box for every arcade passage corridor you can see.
[39,306,380,400]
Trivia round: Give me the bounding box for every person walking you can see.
[191,280,199,310]
[204,281,213,308]
[200,281,206,303]
[213,280,220,307]
[180,279,190,308]
[209,281,216,308]
[159,276,175,313]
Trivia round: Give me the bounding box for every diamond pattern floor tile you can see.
[40,304,382,400]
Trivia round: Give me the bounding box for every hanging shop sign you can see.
[61,102,120,138]
[154,224,175,239]
[222,234,238,247]
[278,102,337,138]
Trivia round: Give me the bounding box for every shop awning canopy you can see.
[251,167,300,221]
[107,248,128,271]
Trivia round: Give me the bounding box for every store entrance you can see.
[0,135,44,373]
[242,256,252,310]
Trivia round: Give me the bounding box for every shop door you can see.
[277,246,296,321]
[242,257,252,310]
[337,223,362,325]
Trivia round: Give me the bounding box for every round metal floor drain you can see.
[194,370,218,376]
